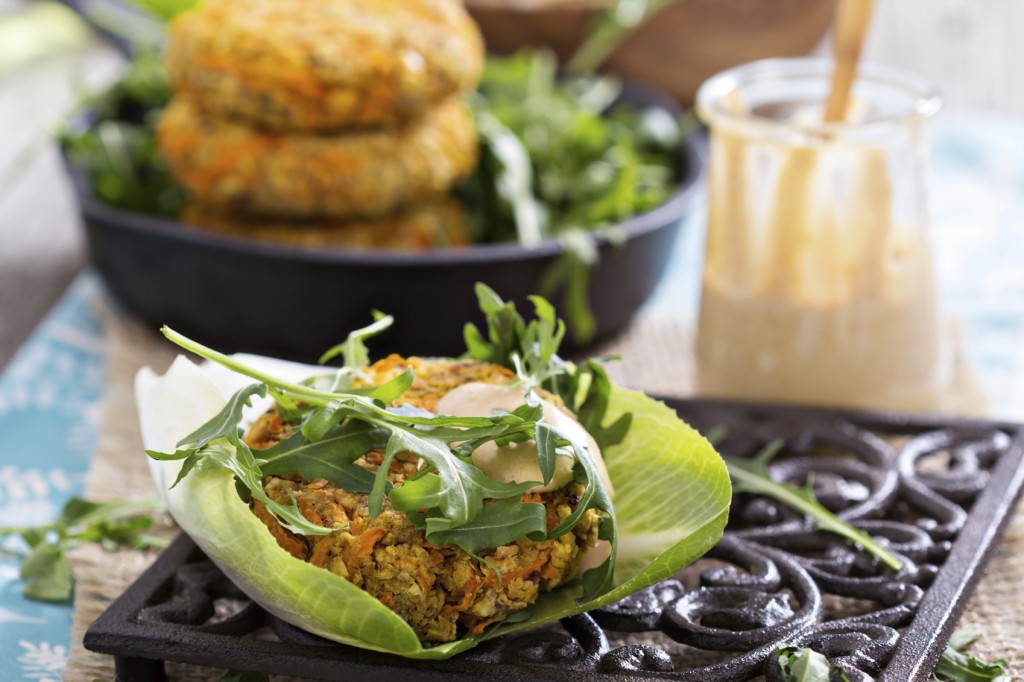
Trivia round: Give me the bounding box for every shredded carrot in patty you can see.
[309,536,334,568]
[357,527,388,557]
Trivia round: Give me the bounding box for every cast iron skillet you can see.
[65,98,703,361]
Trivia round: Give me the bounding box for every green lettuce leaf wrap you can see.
[136,353,730,659]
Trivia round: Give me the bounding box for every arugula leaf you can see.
[463,282,526,368]
[318,311,393,368]
[231,435,335,535]
[725,440,902,571]
[468,108,545,247]
[561,429,617,600]
[464,283,567,390]
[776,646,849,682]
[534,421,559,485]
[574,359,632,450]
[178,383,267,450]
[258,421,387,494]
[0,496,169,602]
[933,630,1011,682]
[464,284,631,453]
[20,543,73,603]
[419,497,548,554]
[567,0,682,76]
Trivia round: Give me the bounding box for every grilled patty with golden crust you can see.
[165,0,484,132]
[158,96,477,220]
[245,356,601,642]
[179,200,470,250]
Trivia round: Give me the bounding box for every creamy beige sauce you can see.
[696,101,944,411]
[435,382,614,496]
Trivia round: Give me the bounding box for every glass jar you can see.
[694,58,945,411]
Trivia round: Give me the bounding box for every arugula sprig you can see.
[0,497,169,602]
[464,283,631,451]
[714,435,902,571]
[61,50,184,217]
[773,630,1014,682]
[933,631,1011,682]
[460,50,683,343]
[150,289,626,599]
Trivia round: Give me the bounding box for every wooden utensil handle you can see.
[824,0,875,123]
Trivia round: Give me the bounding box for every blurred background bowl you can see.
[65,116,703,362]
[465,0,836,105]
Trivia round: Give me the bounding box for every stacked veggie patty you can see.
[157,0,484,249]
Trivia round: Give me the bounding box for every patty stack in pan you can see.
[157,0,484,250]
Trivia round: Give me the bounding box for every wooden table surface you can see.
[1,0,1022,371]
[0,24,121,371]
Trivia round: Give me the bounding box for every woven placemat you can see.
[63,304,1024,681]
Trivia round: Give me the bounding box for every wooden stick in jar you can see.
[823,0,876,123]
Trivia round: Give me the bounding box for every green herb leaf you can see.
[208,435,333,537]
[933,630,1011,682]
[542,425,617,600]
[776,646,849,682]
[20,542,73,602]
[388,473,443,513]
[318,312,393,369]
[259,422,387,493]
[61,51,182,216]
[0,496,169,602]
[464,283,568,391]
[168,451,203,489]
[534,421,559,485]
[567,0,681,75]
[574,359,632,450]
[422,497,548,554]
[948,631,983,652]
[167,383,267,455]
[725,442,903,571]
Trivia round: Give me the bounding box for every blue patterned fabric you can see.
[0,275,105,682]
[0,113,1022,681]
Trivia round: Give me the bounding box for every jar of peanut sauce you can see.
[694,58,946,411]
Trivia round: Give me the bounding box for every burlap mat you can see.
[63,305,1024,681]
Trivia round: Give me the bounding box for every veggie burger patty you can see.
[179,199,470,250]
[165,0,484,132]
[158,96,477,221]
[246,356,601,642]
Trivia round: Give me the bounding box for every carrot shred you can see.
[251,500,307,559]
[357,527,387,557]
[309,536,334,568]
[442,575,479,616]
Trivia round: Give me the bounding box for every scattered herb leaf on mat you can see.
[0,496,169,602]
[719,437,903,571]
[776,646,850,682]
[932,630,1011,682]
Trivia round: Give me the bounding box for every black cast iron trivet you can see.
[83,398,1024,681]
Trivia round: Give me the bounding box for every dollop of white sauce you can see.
[435,382,615,497]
